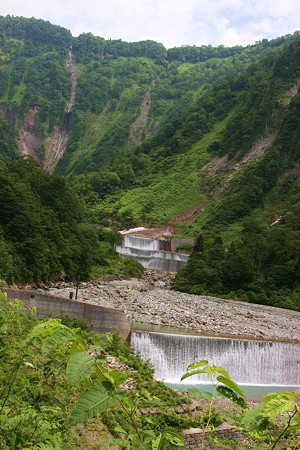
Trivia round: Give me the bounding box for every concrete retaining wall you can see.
[183,424,243,449]
[3,289,131,340]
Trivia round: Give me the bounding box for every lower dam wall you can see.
[3,288,131,340]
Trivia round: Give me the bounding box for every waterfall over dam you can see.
[116,235,189,272]
[131,331,300,386]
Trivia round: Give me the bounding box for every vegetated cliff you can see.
[0,15,297,173]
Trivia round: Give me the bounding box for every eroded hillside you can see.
[1,16,297,175]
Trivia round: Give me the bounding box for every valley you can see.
[0,16,300,449]
[0,16,299,315]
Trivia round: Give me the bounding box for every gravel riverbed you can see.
[46,270,300,343]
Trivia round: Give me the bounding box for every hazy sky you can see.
[0,0,299,48]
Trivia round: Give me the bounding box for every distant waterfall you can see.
[116,235,189,272]
[131,331,300,386]
[46,48,77,170]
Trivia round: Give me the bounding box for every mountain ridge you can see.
[1,15,297,175]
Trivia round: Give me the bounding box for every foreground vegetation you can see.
[0,292,299,449]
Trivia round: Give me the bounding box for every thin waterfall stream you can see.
[46,47,77,170]
[131,330,300,387]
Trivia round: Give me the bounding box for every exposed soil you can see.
[18,106,43,165]
[130,81,154,145]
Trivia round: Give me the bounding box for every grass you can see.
[119,172,205,224]
[117,116,232,226]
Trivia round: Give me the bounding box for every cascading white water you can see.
[123,236,162,251]
[131,331,300,386]
[116,235,189,272]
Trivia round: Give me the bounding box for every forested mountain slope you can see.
[0,16,299,309]
[80,33,300,232]
[0,16,295,173]
[72,32,299,310]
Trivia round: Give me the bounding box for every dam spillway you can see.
[131,331,300,386]
[116,235,189,272]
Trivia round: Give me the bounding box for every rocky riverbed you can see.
[45,270,300,344]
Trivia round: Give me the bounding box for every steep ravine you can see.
[130,80,155,145]
[46,270,300,344]
[18,106,43,165]
[45,48,77,170]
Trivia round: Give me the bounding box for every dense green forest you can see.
[0,16,295,171]
[0,157,143,283]
[0,15,299,310]
[0,157,99,282]
[173,211,300,310]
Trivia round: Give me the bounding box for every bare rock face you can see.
[46,270,300,344]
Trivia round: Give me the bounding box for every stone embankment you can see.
[45,270,300,344]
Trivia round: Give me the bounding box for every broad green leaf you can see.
[186,360,208,371]
[216,385,247,409]
[106,370,128,388]
[264,392,284,402]
[142,429,155,443]
[68,337,89,354]
[261,392,299,419]
[95,364,128,388]
[30,319,65,338]
[217,374,245,398]
[67,352,95,386]
[94,365,127,386]
[95,364,111,382]
[152,430,184,449]
[214,366,231,379]
[8,299,24,310]
[181,368,209,381]
[291,411,300,425]
[105,332,113,343]
[101,437,130,448]
[151,432,163,449]
[164,430,184,446]
[71,381,124,424]
[204,364,222,376]
[144,416,154,424]
[95,355,106,364]
[29,306,37,315]
[161,430,184,448]
[0,291,7,300]
[43,327,76,354]
[95,366,127,387]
